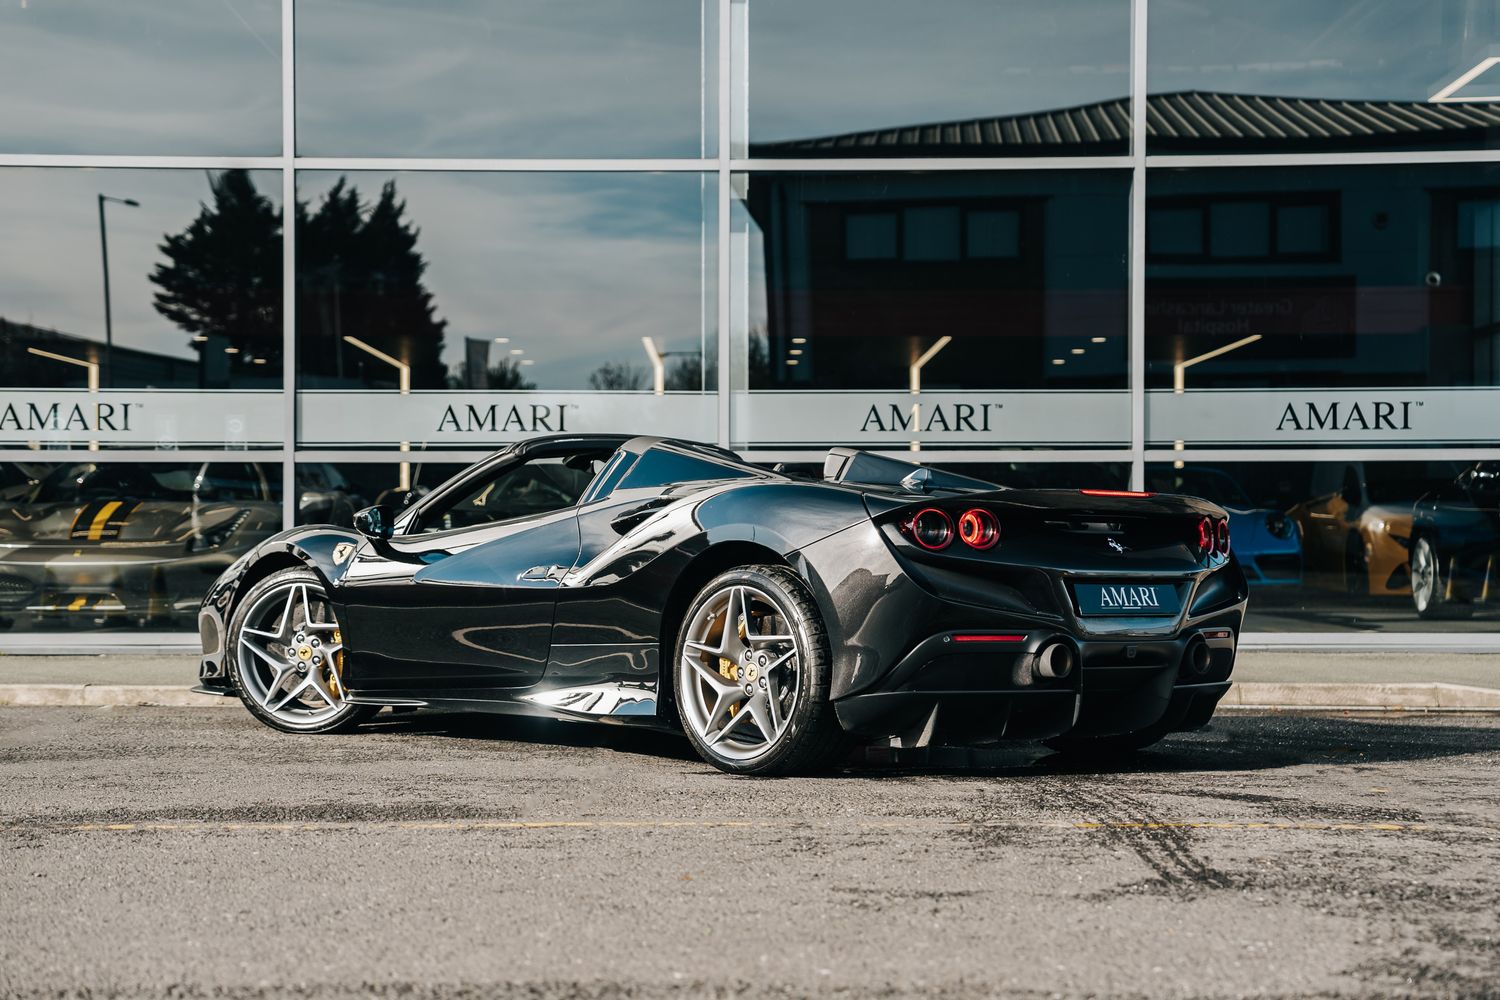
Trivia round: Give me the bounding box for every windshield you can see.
[26,463,197,504]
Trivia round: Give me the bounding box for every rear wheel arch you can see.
[657,541,794,720]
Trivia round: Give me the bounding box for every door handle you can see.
[520,564,568,583]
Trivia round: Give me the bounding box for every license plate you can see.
[1073,582,1180,617]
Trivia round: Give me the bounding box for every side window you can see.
[413,453,610,533]
[617,449,753,491]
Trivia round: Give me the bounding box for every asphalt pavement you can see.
[2,706,1498,998]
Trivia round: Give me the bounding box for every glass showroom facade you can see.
[2,0,1499,645]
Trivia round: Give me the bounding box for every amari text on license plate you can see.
[1073,582,1180,616]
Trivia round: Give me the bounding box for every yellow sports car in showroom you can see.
[1288,461,1458,597]
[0,461,362,629]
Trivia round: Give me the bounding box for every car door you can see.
[336,443,615,695]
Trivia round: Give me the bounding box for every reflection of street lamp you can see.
[343,335,412,490]
[97,194,140,389]
[28,347,101,450]
[908,335,952,452]
[641,337,700,395]
[1171,333,1262,467]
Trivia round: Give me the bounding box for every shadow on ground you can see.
[358,709,1500,778]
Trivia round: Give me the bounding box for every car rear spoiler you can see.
[822,448,999,493]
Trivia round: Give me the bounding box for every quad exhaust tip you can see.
[1033,639,1076,680]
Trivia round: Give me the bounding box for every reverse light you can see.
[957,508,1000,550]
[1080,488,1154,498]
[1215,518,1231,556]
[907,508,954,550]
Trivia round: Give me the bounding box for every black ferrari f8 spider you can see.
[196,435,1248,774]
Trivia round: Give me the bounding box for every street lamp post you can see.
[97,193,140,389]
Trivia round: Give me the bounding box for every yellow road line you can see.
[0,818,1454,835]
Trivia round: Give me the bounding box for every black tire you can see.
[227,567,377,735]
[1411,536,1472,620]
[674,565,847,775]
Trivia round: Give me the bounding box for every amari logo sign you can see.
[1275,399,1419,433]
[1098,585,1161,610]
[436,403,569,434]
[1147,388,1493,446]
[0,400,138,433]
[859,402,1002,434]
[0,391,282,448]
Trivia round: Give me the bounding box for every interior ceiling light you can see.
[789,348,803,355]
[494,337,509,344]
[786,358,800,365]
[791,337,808,344]
[1070,348,1085,355]
[1090,336,1107,343]
[1051,358,1065,365]
[1431,54,1500,102]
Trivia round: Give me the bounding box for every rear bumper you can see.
[833,618,1239,746]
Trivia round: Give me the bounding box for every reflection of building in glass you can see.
[4,0,1500,643]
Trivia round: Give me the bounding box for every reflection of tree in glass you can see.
[149,170,281,383]
[297,179,447,389]
[589,361,647,390]
[465,357,536,391]
[150,171,450,390]
[664,353,702,391]
[746,328,771,386]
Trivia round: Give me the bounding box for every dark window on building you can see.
[1148,194,1337,263]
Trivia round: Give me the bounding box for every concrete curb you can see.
[3,681,1500,711]
[0,685,238,708]
[1222,682,1500,711]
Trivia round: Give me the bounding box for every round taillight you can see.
[1215,518,1230,556]
[957,508,1000,550]
[1196,516,1213,552]
[908,508,954,550]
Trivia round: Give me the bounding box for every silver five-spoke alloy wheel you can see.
[235,578,351,728]
[678,583,801,762]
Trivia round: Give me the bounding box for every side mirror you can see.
[352,504,394,540]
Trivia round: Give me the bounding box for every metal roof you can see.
[749,91,1500,156]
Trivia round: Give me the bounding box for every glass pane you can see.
[295,462,467,528]
[1149,0,1500,153]
[0,459,283,632]
[0,168,284,449]
[741,0,1130,157]
[1146,163,1500,450]
[1147,460,1497,633]
[0,1,280,155]
[295,171,715,449]
[934,461,1130,490]
[296,0,714,157]
[731,170,1130,451]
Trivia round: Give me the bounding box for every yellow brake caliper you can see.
[325,628,346,697]
[716,615,749,714]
